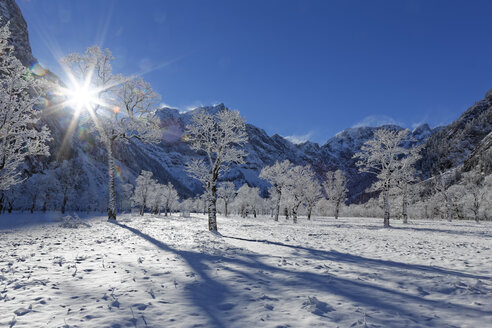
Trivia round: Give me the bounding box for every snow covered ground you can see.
[1,213,491,328]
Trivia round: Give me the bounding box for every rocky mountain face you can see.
[418,90,492,177]
[2,0,491,209]
[0,0,35,66]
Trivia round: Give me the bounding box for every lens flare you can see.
[30,63,47,76]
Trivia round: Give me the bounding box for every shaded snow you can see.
[0,214,491,327]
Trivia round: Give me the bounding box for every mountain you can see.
[0,0,35,66]
[418,90,492,177]
[2,0,490,211]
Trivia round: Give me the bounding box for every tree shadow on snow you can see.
[222,236,491,280]
[111,222,492,327]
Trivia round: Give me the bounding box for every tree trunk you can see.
[61,195,68,214]
[383,188,390,227]
[30,196,36,214]
[208,171,219,231]
[335,199,340,220]
[274,189,281,221]
[292,207,298,224]
[140,201,145,216]
[7,201,13,213]
[224,201,228,217]
[107,139,117,221]
[444,194,452,222]
[307,207,312,220]
[402,187,408,224]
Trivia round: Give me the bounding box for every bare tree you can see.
[323,170,348,220]
[217,181,236,217]
[433,172,455,222]
[0,21,51,190]
[185,109,247,231]
[259,160,293,221]
[354,128,412,227]
[61,46,161,220]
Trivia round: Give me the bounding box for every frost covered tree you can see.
[393,147,421,223]
[185,109,247,231]
[132,170,156,216]
[433,172,454,222]
[217,181,236,217]
[354,128,412,227]
[234,184,261,218]
[284,165,317,223]
[462,171,487,222]
[162,182,179,216]
[148,181,164,215]
[0,21,51,190]
[55,160,83,214]
[323,170,348,220]
[117,182,134,213]
[23,174,43,213]
[38,171,59,213]
[303,179,323,220]
[259,160,293,221]
[61,46,161,220]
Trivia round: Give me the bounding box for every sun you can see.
[63,82,99,113]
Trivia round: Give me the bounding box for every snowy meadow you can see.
[1,2,492,328]
[1,213,491,328]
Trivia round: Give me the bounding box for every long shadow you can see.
[223,235,491,281]
[309,221,492,238]
[391,225,492,238]
[112,222,492,327]
[110,221,230,328]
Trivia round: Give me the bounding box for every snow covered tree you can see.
[117,182,134,213]
[234,183,261,218]
[433,172,454,222]
[185,109,247,231]
[284,165,317,223]
[38,171,59,213]
[259,160,293,221]
[23,174,43,213]
[132,170,155,216]
[354,128,412,227]
[162,182,179,216]
[61,46,161,220]
[462,171,487,222]
[323,170,348,220]
[55,160,83,214]
[303,178,323,220]
[0,20,51,191]
[148,181,164,215]
[217,181,236,217]
[393,147,422,223]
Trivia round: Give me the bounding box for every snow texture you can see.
[0,213,491,327]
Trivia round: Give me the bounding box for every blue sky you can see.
[18,0,492,144]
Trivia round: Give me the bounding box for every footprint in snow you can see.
[14,304,32,316]
[302,296,334,316]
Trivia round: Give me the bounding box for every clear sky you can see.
[17,0,492,144]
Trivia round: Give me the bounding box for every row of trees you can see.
[1,18,489,231]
